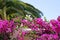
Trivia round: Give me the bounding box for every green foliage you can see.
[0,0,43,20]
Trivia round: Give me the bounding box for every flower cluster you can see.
[20,16,60,40]
[0,16,60,40]
[0,20,16,40]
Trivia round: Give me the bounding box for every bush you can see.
[0,16,60,40]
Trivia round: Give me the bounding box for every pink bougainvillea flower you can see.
[57,16,60,22]
[50,19,60,34]
[21,19,30,26]
[37,34,59,40]
[54,26,60,34]
[53,34,58,39]
[50,19,58,26]
[34,18,43,26]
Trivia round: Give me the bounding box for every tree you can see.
[0,0,43,20]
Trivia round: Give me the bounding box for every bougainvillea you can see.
[0,20,16,40]
[20,16,60,40]
[0,16,60,40]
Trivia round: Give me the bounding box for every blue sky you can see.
[21,0,60,20]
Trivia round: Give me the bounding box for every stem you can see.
[3,6,7,20]
[2,0,7,20]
